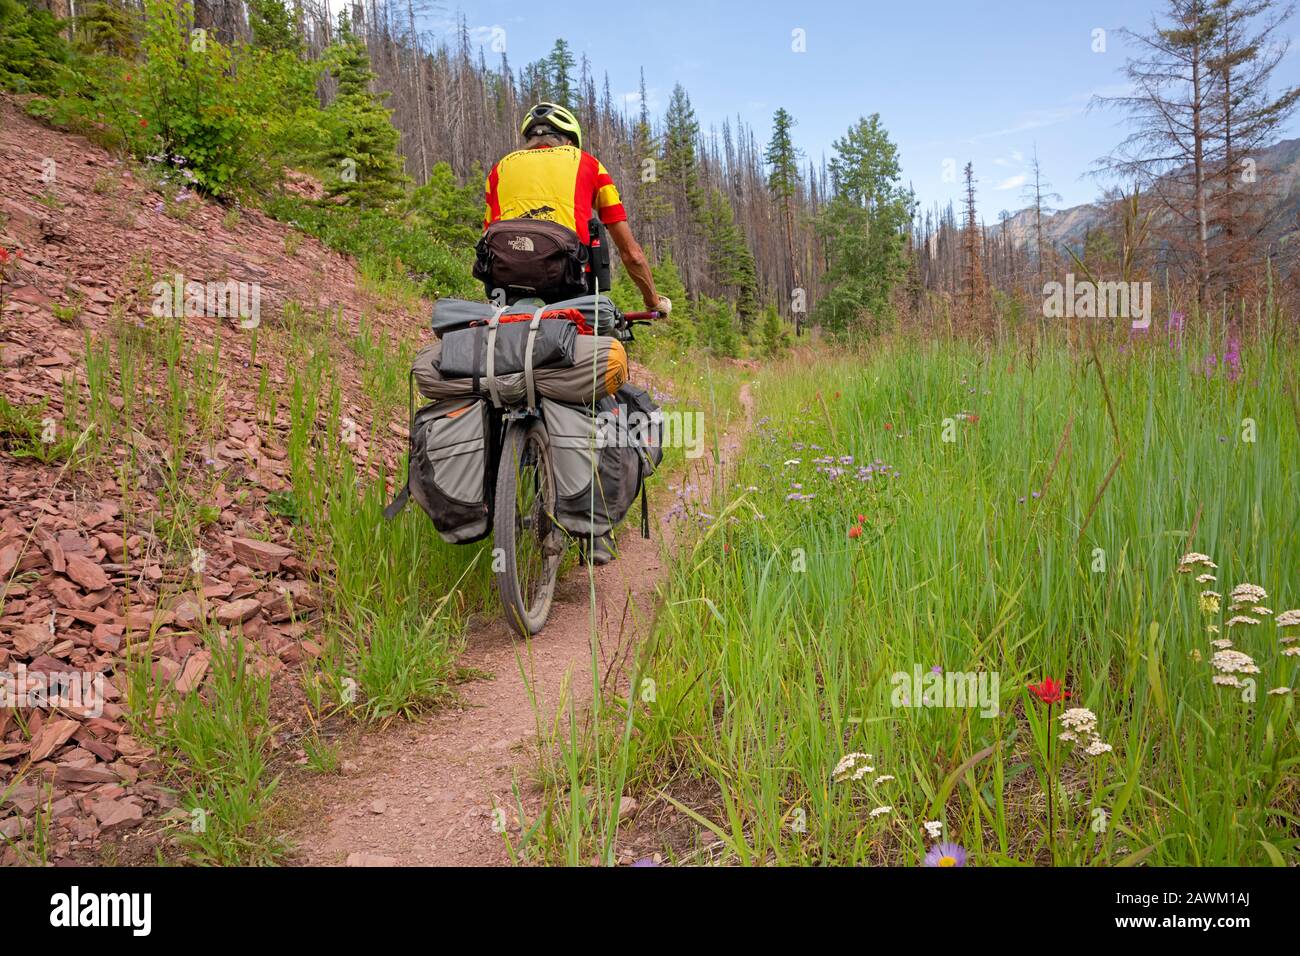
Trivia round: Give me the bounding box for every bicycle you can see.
[493,308,660,637]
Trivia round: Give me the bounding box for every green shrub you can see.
[265,194,476,299]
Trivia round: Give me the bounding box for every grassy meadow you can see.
[531,324,1300,866]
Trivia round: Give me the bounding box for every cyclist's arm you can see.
[605,220,659,309]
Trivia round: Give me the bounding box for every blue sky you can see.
[422,0,1300,216]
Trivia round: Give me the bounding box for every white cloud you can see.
[620,88,661,113]
[995,173,1028,191]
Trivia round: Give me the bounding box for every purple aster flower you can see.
[923,842,967,867]
[930,665,942,674]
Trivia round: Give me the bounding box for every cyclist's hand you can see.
[654,295,672,316]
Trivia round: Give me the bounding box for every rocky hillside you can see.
[0,92,430,863]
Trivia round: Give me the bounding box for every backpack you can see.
[473,219,589,302]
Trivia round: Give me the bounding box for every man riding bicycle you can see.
[481,102,671,317]
[477,102,670,566]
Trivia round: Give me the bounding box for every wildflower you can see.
[884,423,893,431]
[923,821,943,841]
[1253,607,1272,616]
[1206,624,1219,634]
[1177,552,1217,572]
[1226,615,1259,628]
[1213,675,1242,687]
[1284,647,1300,657]
[1028,677,1068,705]
[1199,591,1221,615]
[1211,649,1260,675]
[1059,707,1098,737]
[832,752,873,782]
[848,525,863,539]
[923,842,966,867]
[856,513,867,523]
[869,806,892,819]
[1190,648,1203,662]
[1230,583,1267,606]
[1211,638,1234,649]
[874,775,895,784]
[1195,573,1217,584]
[1084,738,1113,756]
[1274,609,1300,628]
[1267,687,1292,696]
[139,118,148,128]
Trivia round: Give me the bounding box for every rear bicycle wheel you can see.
[494,418,563,636]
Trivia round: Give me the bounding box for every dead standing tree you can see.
[1093,0,1220,312]
[960,163,990,334]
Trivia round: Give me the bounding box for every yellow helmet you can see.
[521,102,582,149]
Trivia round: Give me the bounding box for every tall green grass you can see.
[534,327,1300,866]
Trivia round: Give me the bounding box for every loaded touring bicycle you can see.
[386,218,664,636]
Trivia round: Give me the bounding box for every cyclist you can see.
[479,103,669,567]
[482,102,671,318]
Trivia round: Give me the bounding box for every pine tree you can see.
[321,32,407,207]
[546,38,575,107]
[631,69,670,257]
[247,0,300,53]
[814,114,913,336]
[765,107,802,326]
[662,84,707,223]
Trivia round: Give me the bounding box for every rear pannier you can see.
[404,397,492,544]
[543,385,664,539]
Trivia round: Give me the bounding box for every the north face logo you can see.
[508,236,535,252]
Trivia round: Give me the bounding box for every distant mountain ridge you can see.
[994,137,1300,256]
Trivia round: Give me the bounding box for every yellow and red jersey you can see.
[483,144,626,244]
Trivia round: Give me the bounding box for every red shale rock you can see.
[231,536,294,572]
[64,553,110,591]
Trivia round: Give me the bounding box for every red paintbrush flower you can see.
[884,422,893,431]
[1028,677,1068,705]
[856,513,867,523]
[848,524,863,539]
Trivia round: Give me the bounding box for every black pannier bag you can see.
[386,396,492,544]
[473,218,589,301]
[439,318,578,381]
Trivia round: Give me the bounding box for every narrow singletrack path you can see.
[293,382,755,866]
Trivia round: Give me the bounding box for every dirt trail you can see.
[293,382,755,866]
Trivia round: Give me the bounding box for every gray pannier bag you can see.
[544,384,664,539]
[385,396,491,544]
